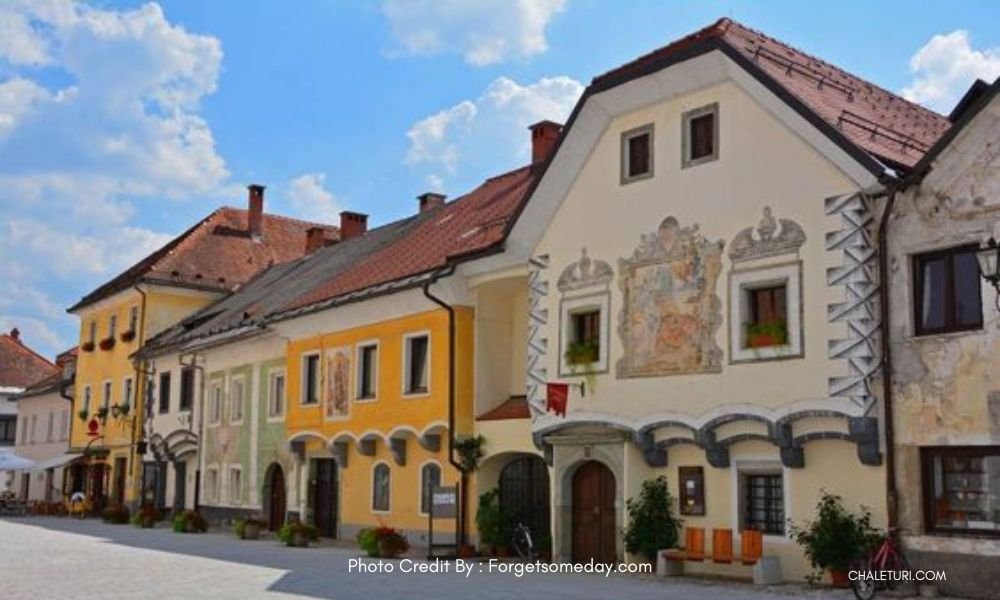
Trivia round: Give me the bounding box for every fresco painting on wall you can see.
[326,347,351,419]
[617,216,724,377]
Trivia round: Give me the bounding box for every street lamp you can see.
[976,237,1000,310]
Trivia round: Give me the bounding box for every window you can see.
[420,462,442,515]
[29,415,36,444]
[83,385,92,415]
[913,245,983,336]
[356,343,378,400]
[372,463,390,512]
[741,471,784,535]
[88,321,97,344]
[209,383,222,425]
[404,334,430,395]
[60,410,69,441]
[122,377,133,409]
[158,372,171,414]
[682,102,719,167]
[108,314,117,339]
[128,305,139,333]
[569,309,601,363]
[228,467,242,504]
[102,380,112,410]
[268,371,285,418]
[922,446,1000,535]
[205,468,219,503]
[0,416,15,445]
[19,417,28,445]
[301,353,320,405]
[745,284,788,348]
[46,412,54,442]
[179,368,195,411]
[230,377,244,423]
[730,262,803,363]
[620,124,653,183]
[559,293,611,376]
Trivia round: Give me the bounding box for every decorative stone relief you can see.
[617,216,724,377]
[825,193,881,414]
[527,254,550,418]
[557,248,613,292]
[728,206,806,262]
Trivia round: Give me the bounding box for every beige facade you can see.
[12,384,73,502]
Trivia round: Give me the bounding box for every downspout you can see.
[128,283,149,508]
[179,351,205,509]
[421,265,467,548]
[876,184,899,529]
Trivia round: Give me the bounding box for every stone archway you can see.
[498,455,550,545]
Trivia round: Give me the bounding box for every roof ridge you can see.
[0,333,58,371]
[216,205,340,230]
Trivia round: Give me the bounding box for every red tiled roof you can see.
[69,208,338,312]
[591,18,951,169]
[285,166,533,311]
[0,331,59,389]
[477,396,531,421]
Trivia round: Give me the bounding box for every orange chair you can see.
[738,529,763,565]
[712,528,733,564]
[663,527,706,562]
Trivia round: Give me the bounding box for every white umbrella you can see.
[0,453,35,470]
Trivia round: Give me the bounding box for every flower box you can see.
[98,337,116,351]
[120,330,136,343]
[81,341,95,352]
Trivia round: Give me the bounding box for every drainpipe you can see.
[421,265,468,548]
[876,184,899,529]
[128,284,149,508]
[179,351,205,509]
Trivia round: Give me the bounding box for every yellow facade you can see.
[285,307,475,536]
[71,286,218,503]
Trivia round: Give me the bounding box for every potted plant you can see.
[172,510,207,533]
[112,402,131,421]
[131,505,159,528]
[790,491,881,588]
[455,435,485,472]
[96,407,109,423]
[564,340,599,389]
[278,521,317,547]
[102,504,130,525]
[374,526,410,558]
[77,409,89,422]
[235,517,266,540]
[98,336,116,351]
[120,329,136,343]
[81,341,95,353]
[623,476,681,563]
[356,527,379,557]
[475,489,501,555]
[746,322,788,348]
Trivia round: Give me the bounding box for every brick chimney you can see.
[529,120,561,167]
[305,227,328,254]
[247,184,265,239]
[9,327,20,343]
[339,211,368,240]
[417,192,446,213]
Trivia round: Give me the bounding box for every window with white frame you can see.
[739,469,784,535]
[356,342,378,400]
[268,370,285,419]
[158,372,171,414]
[29,415,36,444]
[128,305,139,334]
[372,462,390,512]
[20,417,28,444]
[83,385,91,415]
[60,409,69,441]
[46,412,54,442]
[179,367,195,411]
[420,462,442,515]
[102,380,112,411]
[729,262,803,363]
[620,124,654,184]
[88,320,96,345]
[230,376,245,423]
[301,352,320,405]
[682,102,719,168]
[208,382,222,425]
[559,293,611,376]
[205,468,219,503]
[108,314,117,339]
[228,466,242,504]
[403,333,430,395]
[122,377,133,409]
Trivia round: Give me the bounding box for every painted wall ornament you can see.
[325,347,351,419]
[557,248,613,291]
[617,216,724,377]
[728,205,806,262]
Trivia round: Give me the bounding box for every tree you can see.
[623,476,681,561]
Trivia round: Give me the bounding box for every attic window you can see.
[620,124,654,184]
[682,103,719,168]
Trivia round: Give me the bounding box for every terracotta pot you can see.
[747,333,780,348]
[830,569,850,588]
[292,531,309,547]
[378,539,403,558]
[244,523,261,540]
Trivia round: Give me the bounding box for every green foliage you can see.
[102,504,130,525]
[475,489,502,546]
[77,409,89,422]
[172,510,207,533]
[356,527,379,557]
[455,435,485,472]
[790,491,882,572]
[746,321,788,347]
[373,526,410,557]
[234,517,267,539]
[564,341,599,390]
[623,476,681,561]
[278,521,318,546]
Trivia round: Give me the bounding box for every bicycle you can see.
[851,528,911,600]
[511,521,538,561]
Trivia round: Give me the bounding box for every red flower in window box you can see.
[120,330,136,343]
[81,341,95,352]
[98,337,116,351]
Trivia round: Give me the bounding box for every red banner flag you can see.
[547,383,569,417]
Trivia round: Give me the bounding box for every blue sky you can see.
[1,0,998,359]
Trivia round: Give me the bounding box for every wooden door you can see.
[173,461,186,512]
[311,459,338,538]
[571,461,616,563]
[113,457,127,505]
[268,465,286,531]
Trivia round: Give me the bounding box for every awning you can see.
[30,453,83,472]
[0,452,35,470]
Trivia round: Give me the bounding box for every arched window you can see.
[420,462,441,514]
[372,463,390,512]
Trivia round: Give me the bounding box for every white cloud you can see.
[380,0,567,66]
[404,75,582,185]
[902,30,1000,113]
[285,173,342,223]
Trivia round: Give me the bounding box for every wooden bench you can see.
[662,526,705,562]
[710,528,763,565]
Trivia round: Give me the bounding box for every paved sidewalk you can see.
[0,517,862,600]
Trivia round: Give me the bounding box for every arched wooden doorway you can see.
[498,455,550,544]
[571,460,616,563]
[263,463,286,531]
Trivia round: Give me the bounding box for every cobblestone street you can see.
[0,517,860,600]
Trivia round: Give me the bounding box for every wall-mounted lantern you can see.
[976,237,1000,309]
